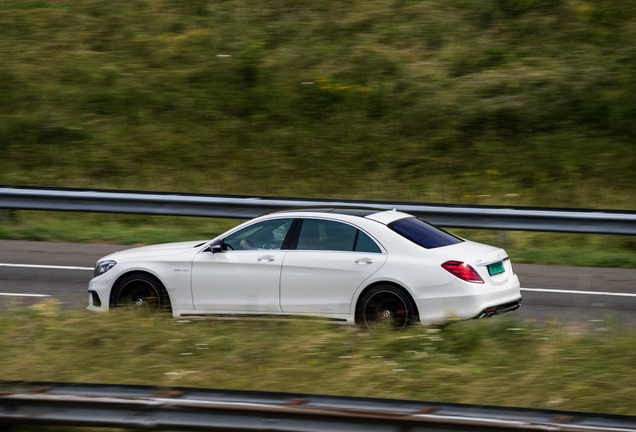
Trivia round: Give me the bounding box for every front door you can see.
[190,218,293,312]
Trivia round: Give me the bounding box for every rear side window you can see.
[355,231,381,253]
[389,217,463,249]
[296,219,381,253]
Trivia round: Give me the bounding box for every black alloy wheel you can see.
[112,273,171,312]
[358,285,416,331]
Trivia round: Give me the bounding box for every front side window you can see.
[389,217,463,249]
[297,219,381,253]
[223,218,293,251]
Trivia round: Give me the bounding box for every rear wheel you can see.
[112,273,171,313]
[357,285,417,331]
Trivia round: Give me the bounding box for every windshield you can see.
[389,217,463,249]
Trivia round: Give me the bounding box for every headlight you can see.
[94,260,117,277]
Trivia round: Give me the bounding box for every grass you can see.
[1,302,636,419]
[0,211,238,245]
[1,5,635,430]
[0,0,634,206]
[2,210,636,268]
[1,1,635,267]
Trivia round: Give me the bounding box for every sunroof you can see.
[273,207,382,217]
[327,208,382,217]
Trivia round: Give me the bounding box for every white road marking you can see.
[1,263,635,299]
[0,263,91,298]
[522,287,636,298]
[0,263,93,271]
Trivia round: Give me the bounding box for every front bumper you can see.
[87,290,108,312]
[87,276,111,312]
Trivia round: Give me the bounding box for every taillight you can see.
[442,261,484,284]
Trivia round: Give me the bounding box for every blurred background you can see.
[0,0,635,263]
[1,2,636,420]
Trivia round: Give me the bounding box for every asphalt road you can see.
[1,240,635,327]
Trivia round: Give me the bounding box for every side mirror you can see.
[210,243,223,253]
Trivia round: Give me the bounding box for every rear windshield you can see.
[388,217,463,249]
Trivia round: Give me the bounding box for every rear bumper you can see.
[414,272,521,324]
[473,298,522,319]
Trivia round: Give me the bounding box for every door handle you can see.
[257,255,276,262]
[355,258,373,265]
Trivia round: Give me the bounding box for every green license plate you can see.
[487,261,505,276]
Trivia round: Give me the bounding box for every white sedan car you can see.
[88,208,521,329]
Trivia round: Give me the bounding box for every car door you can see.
[191,218,293,312]
[280,218,387,314]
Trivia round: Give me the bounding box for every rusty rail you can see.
[1,382,635,431]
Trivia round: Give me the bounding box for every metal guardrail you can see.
[1,185,635,235]
[1,381,635,432]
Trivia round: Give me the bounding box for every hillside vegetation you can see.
[0,1,635,264]
[1,0,635,203]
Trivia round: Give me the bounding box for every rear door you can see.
[280,218,387,314]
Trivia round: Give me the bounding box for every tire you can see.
[357,285,417,331]
[111,273,171,313]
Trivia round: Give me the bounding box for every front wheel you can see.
[111,273,171,313]
[357,285,417,331]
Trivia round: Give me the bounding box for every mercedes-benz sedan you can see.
[88,208,521,329]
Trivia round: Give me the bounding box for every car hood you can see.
[100,240,209,261]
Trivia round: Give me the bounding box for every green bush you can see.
[0,0,634,243]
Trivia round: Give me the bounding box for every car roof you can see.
[266,207,413,224]
[271,207,383,217]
